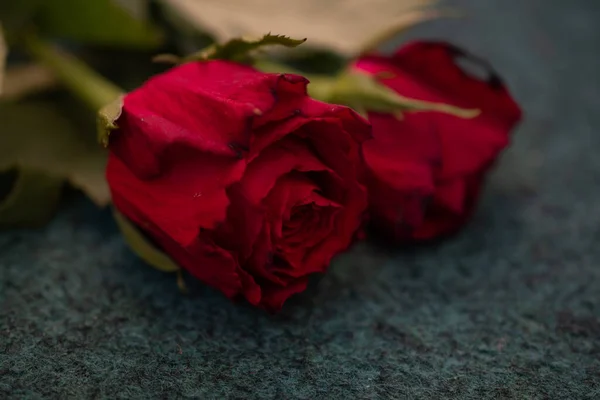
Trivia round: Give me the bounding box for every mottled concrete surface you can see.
[2,1,600,398]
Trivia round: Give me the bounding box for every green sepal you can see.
[253,61,480,119]
[313,71,480,118]
[113,210,180,273]
[97,95,124,147]
[154,33,307,64]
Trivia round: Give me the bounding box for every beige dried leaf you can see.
[1,64,57,100]
[159,0,440,56]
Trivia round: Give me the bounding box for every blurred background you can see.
[1,0,600,398]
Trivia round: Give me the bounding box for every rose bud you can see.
[104,60,370,311]
[353,41,522,241]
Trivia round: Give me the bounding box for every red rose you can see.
[354,41,522,241]
[105,60,370,311]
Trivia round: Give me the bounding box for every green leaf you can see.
[113,210,180,273]
[97,95,124,147]
[157,33,307,64]
[33,0,162,48]
[0,102,111,227]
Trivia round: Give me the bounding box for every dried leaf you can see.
[159,0,440,56]
[113,210,180,273]
[0,102,110,227]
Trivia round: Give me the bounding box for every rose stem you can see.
[23,33,124,111]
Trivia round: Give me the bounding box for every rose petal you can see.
[239,136,336,206]
[273,182,366,279]
[301,100,372,145]
[361,112,440,191]
[367,181,428,236]
[434,179,467,214]
[259,277,310,312]
[249,98,371,162]
[279,205,339,271]
[211,185,264,263]
[412,173,485,240]
[111,190,243,298]
[245,221,288,286]
[107,151,245,247]
[118,61,309,161]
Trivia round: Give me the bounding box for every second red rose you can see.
[354,41,523,241]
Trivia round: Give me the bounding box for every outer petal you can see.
[106,149,245,247]
[260,277,311,312]
[113,62,310,169]
[110,188,244,299]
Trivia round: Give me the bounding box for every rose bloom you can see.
[354,41,522,241]
[106,60,370,311]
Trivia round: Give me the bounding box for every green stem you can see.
[23,33,124,111]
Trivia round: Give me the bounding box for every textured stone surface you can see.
[2,0,600,398]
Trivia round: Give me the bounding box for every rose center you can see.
[279,201,337,253]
